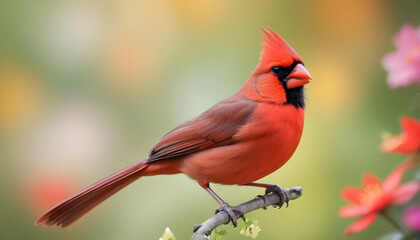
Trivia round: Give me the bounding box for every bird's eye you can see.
[271,66,283,75]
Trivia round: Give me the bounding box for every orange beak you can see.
[286,63,312,89]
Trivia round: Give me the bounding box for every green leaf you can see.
[211,227,228,240]
[244,219,254,228]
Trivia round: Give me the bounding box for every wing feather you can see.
[145,96,257,163]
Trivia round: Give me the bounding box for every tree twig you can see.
[190,186,303,240]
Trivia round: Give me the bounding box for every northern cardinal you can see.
[35,27,311,228]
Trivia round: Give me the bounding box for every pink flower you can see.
[381,117,420,155]
[339,160,420,236]
[404,206,420,232]
[382,24,420,88]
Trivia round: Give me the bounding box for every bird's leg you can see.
[244,182,289,208]
[198,181,245,227]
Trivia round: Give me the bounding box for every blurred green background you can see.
[1,0,420,239]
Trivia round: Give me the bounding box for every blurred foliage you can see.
[0,0,420,239]
[212,227,228,240]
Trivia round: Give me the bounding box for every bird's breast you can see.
[230,103,304,181]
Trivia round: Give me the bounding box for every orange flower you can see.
[381,117,420,154]
[339,159,420,236]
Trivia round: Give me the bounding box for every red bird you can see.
[35,28,312,228]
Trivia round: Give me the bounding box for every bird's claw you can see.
[264,184,289,208]
[256,184,289,208]
[215,203,245,227]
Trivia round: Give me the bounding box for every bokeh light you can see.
[0,61,43,136]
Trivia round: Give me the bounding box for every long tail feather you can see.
[35,162,148,227]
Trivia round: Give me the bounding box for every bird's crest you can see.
[259,27,302,67]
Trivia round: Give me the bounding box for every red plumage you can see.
[35,28,312,228]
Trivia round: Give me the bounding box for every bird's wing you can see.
[144,96,257,163]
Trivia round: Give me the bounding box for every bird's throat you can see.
[285,86,305,109]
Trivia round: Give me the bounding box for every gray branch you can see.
[190,186,303,240]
